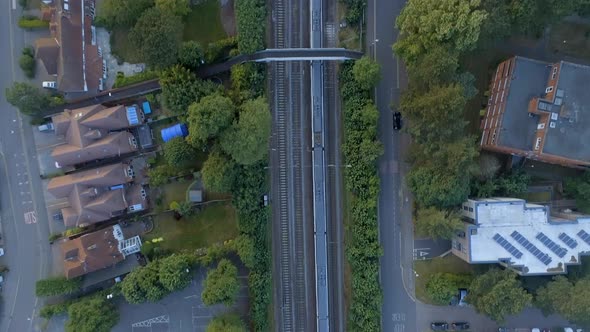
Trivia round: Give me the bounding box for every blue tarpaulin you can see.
[126,106,140,125]
[142,101,152,115]
[161,123,188,142]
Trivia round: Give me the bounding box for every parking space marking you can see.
[131,315,169,332]
[24,211,36,224]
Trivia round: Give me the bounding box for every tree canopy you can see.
[535,276,590,326]
[206,313,247,332]
[163,137,196,165]
[352,56,382,90]
[468,268,531,322]
[565,171,590,214]
[187,94,236,148]
[201,258,240,306]
[201,151,236,193]
[394,0,487,64]
[5,82,50,116]
[155,0,190,17]
[220,97,271,165]
[129,7,183,68]
[97,0,154,28]
[65,297,119,332]
[160,65,220,114]
[426,273,472,305]
[415,207,464,240]
[158,254,193,291]
[235,0,266,54]
[178,41,205,70]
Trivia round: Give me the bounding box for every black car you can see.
[393,111,402,130]
[451,322,470,330]
[431,322,449,331]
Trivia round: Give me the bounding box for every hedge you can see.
[235,0,266,54]
[340,61,383,331]
[18,17,49,29]
[113,71,159,88]
[35,277,82,297]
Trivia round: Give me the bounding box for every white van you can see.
[42,81,57,89]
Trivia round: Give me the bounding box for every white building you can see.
[452,198,590,275]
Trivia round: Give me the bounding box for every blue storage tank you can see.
[161,123,188,142]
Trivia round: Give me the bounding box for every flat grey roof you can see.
[498,57,551,151]
[543,61,590,162]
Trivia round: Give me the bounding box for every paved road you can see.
[0,3,53,332]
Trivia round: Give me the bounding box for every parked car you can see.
[431,322,449,331]
[38,122,54,132]
[42,81,57,89]
[451,322,470,330]
[458,288,468,306]
[393,111,402,130]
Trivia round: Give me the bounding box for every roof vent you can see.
[556,89,565,97]
[554,97,563,106]
[550,122,556,128]
[545,86,554,93]
[551,113,559,120]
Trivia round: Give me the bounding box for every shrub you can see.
[19,47,36,78]
[235,0,266,54]
[40,302,69,319]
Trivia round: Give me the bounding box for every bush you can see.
[48,233,61,242]
[426,273,472,305]
[113,71,159,88]
[18,17,49,29]
[64,227,84,237]
[40,302,70,319]
[235,0,266,54]
[204,37,238,63]
[19,47,36,78]
[36,277,82,297]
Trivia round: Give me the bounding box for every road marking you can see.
[24,211,37,224]
[12,0,16,10]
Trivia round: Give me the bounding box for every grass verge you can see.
[110,28,137,63]
[548,21,590,61]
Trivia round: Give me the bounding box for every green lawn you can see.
[146,202,238,252]
[183,0,227,46]
[414,255,474,304]
[161,180,191,207]
[548,21,590,61]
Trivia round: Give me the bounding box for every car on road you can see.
[431,322,449,331]
[451,322,470,330]
[38,122,54,132]
[0,248,4,256]
[42,81,57,89]
[393,111,402,130]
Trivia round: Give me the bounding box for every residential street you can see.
[0,3,53,332]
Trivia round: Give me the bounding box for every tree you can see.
[158,254,193,291]
[155,0,190,17]
[234,235,255,269]
[407,45,459,88]
[220,97,271,165]
[201,258,240,306]
[352,56,381,91]
[206,313,247,332]
[565,172,590,213]
[230,63,265,101]
[148,164,176,186]
[476,153,501,180]
[177,201,195,217]
[160,65,220,114]
[187,94,236,148]
[121,262,167,303]
[19,46,36,78]
[394,0,487,64]
[426,273,472,305]
[163,137,196,165]
[65,297,119,332]
[178,41,205,70]
[400,84,467,148]
[5,82,50,116]
[415,207,464,240]
[97,0,154,28]
[129,7,183,68]
[201,151,236,193]
[468,268,531,322]
[535,276,590,326]
[35,277,81,297]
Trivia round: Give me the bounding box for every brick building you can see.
[481,56,590,168]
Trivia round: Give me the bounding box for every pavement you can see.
[0,3,54,332]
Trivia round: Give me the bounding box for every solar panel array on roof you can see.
[577,230,590,245]
[558,233,578,249]
[511,231,552,266]
[536,232,567,258]
[493,233,523,259]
